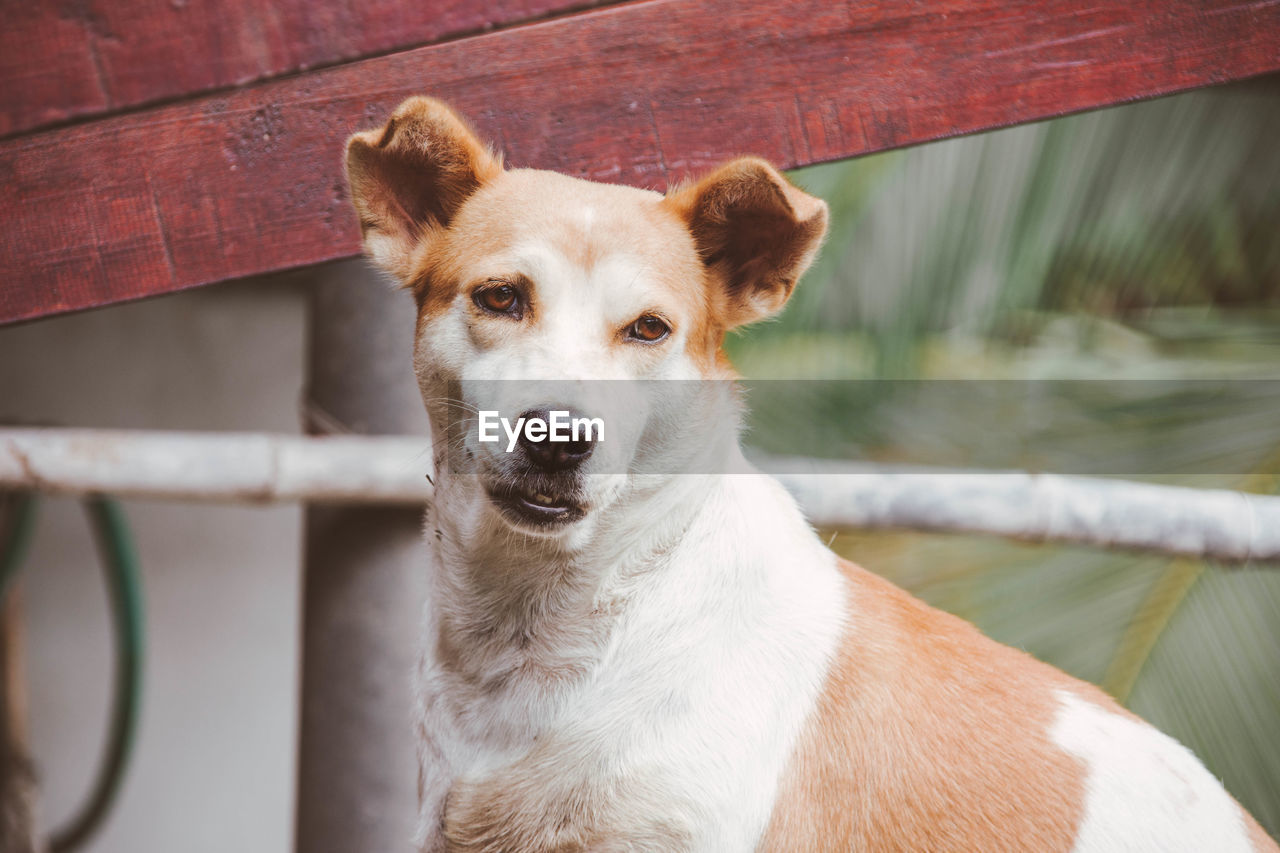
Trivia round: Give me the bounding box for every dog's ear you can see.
[346,97,502,282]
[664,157,827,328]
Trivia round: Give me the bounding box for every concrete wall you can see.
[0,274,309,852]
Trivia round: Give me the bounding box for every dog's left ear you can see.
[346,96,503,283]
[664,157,828,328]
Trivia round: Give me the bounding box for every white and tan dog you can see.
[345,97,1277,852]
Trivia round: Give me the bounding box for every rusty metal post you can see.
[295,260,429,853]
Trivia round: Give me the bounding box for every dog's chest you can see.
[428,604,616,753]
[424,610,785,850]
[418,478,848,851]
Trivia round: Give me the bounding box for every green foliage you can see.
[730,82,1280,834]
[728,83,1280,376]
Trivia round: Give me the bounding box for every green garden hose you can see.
[0,493,145,853]
[0,493,37,600]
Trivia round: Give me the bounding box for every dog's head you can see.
[346,97,827,541]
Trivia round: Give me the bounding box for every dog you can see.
[344,96,1277,852]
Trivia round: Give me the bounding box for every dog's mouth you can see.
[486,481,586,528]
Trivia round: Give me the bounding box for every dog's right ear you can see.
[345,97,502,283]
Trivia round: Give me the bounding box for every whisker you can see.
[423,396,483,415]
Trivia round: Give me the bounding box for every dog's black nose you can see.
[517,407,596,472]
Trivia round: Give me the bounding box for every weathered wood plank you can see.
[0,0,612,138]
[2,0,1278,326]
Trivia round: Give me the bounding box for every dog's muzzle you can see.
[486,407,597,528]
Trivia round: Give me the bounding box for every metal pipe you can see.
[2,429,1280,564]
[0,429,433,504]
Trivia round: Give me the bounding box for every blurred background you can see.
[760,79,1280,836]
[1,79,1277,850]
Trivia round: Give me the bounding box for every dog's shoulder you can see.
[759,558,1271,852]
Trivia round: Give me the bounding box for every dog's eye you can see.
[628,315,670,343]
[474,284,522,317]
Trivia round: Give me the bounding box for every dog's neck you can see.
[424,417,751,684]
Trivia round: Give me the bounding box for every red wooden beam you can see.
[0,0,614,138]
[2,0,1278,326]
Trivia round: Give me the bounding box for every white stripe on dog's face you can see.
[414,169,711,383]
[411,168,731,540]
[470,239,694,382]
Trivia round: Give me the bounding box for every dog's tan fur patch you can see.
[760,559,1089,851]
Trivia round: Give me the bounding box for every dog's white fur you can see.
[417,467,844,850]
[408,202,841,847]
[344,97,1276,852]
[1052,690,1254,853]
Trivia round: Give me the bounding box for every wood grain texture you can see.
[3,0,1279,325]
[0,0,612,138]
